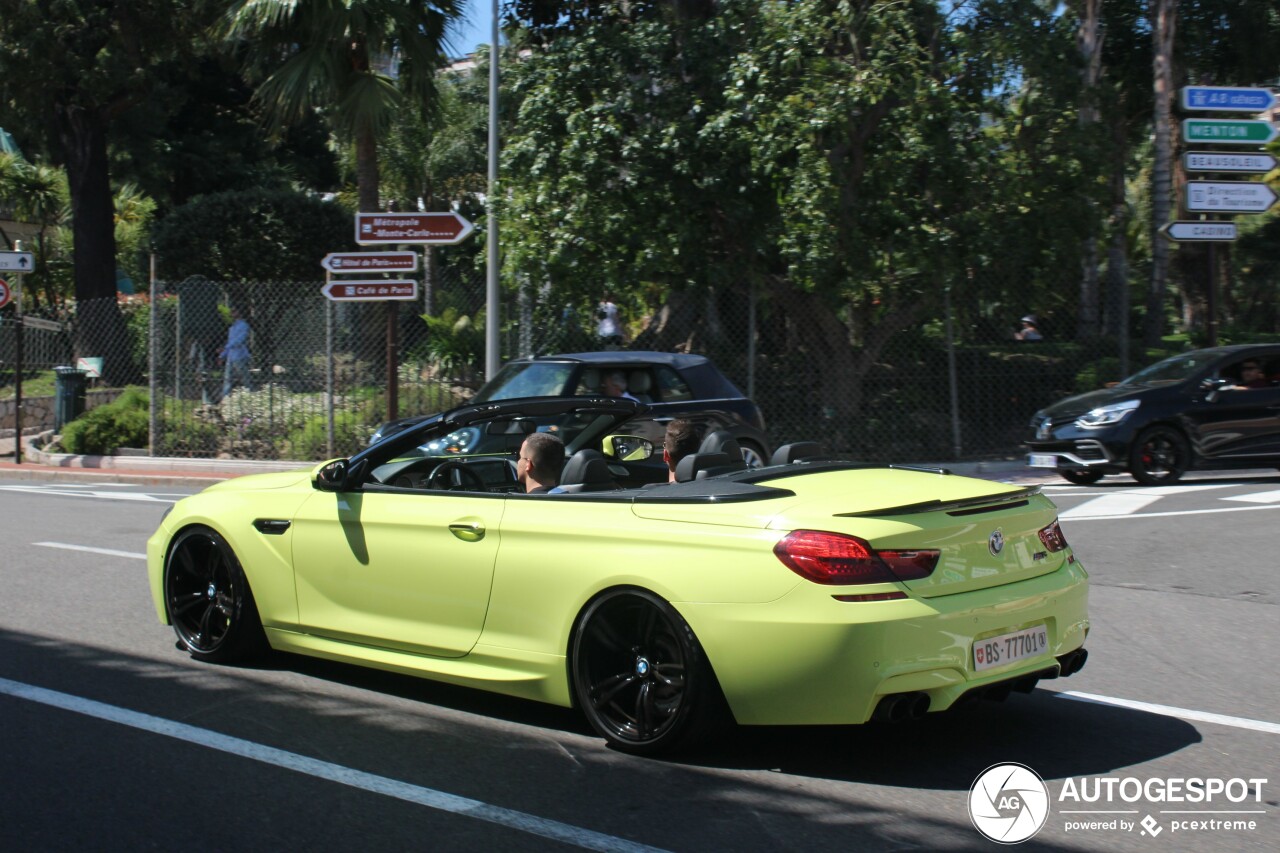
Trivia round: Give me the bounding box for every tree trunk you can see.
[1145,0,1177,348]
[1076,0,1104,340]
[56,102,138,385]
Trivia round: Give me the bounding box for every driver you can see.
[517,432,565,494]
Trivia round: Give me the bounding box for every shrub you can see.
[62,388,150,454]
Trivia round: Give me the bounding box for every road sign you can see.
[1184,151,1277,173]
[1160,221,1238,242]
[0,251,34,272]
[0,278,9,309]
[1181,86,1277,113]
[321,251,420,273]
[23,315,63,331]
[321,279,419,302]
[1184,181,1278,214]
[354,212,474,245]
[1182,119,1278,145]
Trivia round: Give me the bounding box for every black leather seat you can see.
[555,449,619,493]
[770,441,824,465]
[674,452,733,483]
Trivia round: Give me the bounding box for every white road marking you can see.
[0,484,171,502]
[1223,488,1280,504]
[1054,690,1280,735]
[0,677,668,853]
[1061,503,1280,521]
[34,542,147,561]
[1059,493,1163,519]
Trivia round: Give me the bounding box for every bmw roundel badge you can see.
[988,529,1005,556]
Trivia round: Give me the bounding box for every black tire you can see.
[1059,469,1104,485]
[571,589,724,755]
[1128,426,1190,485]
[739,441,767,469]
[164,526,266,663]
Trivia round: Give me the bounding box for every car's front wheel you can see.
[571,589,723,755]
[1129,426,1190,485]
[164,526,266,663]
[1059,469,1104,485]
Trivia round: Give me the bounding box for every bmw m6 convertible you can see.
[148,397,1090,754]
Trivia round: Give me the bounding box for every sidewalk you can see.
[0,431,1045,488]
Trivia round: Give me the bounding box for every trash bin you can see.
[54,366,88,429]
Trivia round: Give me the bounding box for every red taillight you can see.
[773,530,939,585]
[878,549,941,581]
[1038,520,1069,552]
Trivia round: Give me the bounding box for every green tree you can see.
[0,0,223,383]
[220,0,464,213]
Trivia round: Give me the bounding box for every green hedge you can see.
[62,388,149,455]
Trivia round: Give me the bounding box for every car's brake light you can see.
[773,530,939,585]
[877,549,942,581]
[1038,520,1069,552]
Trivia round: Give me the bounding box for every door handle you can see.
[448,522,485,542]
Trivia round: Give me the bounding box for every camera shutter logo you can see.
[969,763,1050,844]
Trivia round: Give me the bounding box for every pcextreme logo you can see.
[969,763,1051,844]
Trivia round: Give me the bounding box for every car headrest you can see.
[770,442,824,465]
[579,368,601,394]
[674,451,740,482]
[628,370,652,401]
[555,449,619,493]
[699,430,742,459]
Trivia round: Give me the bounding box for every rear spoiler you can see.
[835,486,1042,518]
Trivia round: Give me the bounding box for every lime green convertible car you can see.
[148,397,1090,754]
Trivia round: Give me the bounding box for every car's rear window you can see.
[475,362,575,401]
[655,366,692,402]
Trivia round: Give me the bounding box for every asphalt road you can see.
[0,472,1276,852]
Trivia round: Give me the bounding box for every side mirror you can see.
[313,458,349,492]
[604,435,655,461]
[1201,377,1229,402]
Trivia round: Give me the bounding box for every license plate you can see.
[974,624,1049,672]
[1028,453,1057,468]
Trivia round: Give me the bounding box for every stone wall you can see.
[0,390,122,432]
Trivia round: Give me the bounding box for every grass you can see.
[0,369,58,398]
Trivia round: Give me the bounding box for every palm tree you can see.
[221,0,464,213]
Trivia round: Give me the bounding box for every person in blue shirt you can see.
[217,305,252,401]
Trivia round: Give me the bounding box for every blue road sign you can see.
[1180,86,1276,113]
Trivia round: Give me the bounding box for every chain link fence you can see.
[4,267,1149,464]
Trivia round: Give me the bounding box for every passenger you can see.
[601,369,640,402]
[662,419,699,483]
[517,432,565,494]
[1226,360,1268,390]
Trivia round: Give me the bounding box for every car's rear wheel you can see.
[164,526,266,663]
[1129,426,1190,485]
[739,441,767,469]
[1059,469,1104,485]
[571,589,722,755]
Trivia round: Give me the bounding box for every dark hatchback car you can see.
[372,351,771,472]
[1026,345,1280,485]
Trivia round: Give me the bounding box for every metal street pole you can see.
[485,0,501,380]
[12,240,23,464]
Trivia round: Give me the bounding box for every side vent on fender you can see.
[253,519,292,535]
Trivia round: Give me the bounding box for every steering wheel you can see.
[427,460,489,491]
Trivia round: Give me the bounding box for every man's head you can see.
[1241,360,1263,381]
[663,419,699,482]
[602,370,628,398]
[517,432,564,492]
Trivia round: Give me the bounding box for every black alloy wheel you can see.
[1128,426,1190,485]
[1059,469,1104,485]
[571,589,722,755]
[164,526,266,663]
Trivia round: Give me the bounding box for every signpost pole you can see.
[12,241,23,465]
[149,254,158,457]
[326,276,334,459]
[386,302,398,423]
[1207,242,1218,347]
